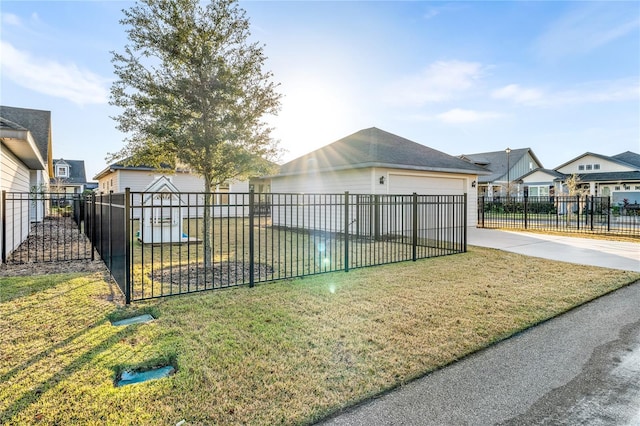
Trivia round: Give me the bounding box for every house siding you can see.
[507,153,538,182]
[1,143,31,261]
[557,156,635,174]
[272,169,372,194]
[272,167,477,227]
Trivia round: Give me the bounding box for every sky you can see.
[1,1,639,181]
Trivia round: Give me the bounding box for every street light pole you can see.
[505,147,511,199]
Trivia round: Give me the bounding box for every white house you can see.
[0,106,53,262]
[553,151,640,205]
[270,127,487,227]
[518,168,565,197]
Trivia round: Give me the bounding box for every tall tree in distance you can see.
[110,0,281,265]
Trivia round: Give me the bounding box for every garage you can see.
[388,173,466,195]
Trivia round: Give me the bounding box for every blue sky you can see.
[1,1,639,181]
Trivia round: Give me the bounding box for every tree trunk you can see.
[203,179,213,270]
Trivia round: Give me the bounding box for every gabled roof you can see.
[460,148,542,183]
[52,159,87,184]
[277,127,488,177]
[142,175,185,205]
[93,159,173,180]
[518,168,565,182]
[554,151,640,171]
[0,106,52,176]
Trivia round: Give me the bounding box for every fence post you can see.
[91,193,96,261]
[109,191,113,273]
[524,195,528,229]
[1,191,6,264]
[479,196,484,228]
[590,195,594,231]
[249,189,255,288]
[344,191,350,272]
[374,195,380,241]
[576,195,580,230]
[607,197,611,232]
[124,188,131,304]
[412,193,418,261]
[463,193,468,253]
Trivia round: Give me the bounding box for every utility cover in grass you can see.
[116,366,175,387]
[111,314,155,326]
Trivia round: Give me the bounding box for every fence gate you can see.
[1,191,94,264]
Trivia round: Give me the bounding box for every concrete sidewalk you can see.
[467,228,640,272]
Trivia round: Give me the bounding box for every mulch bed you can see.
[147,261,274,290]
[0,216,108,278]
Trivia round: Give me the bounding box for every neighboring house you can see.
[271,127,487,226]
[0,106,53,262]
[518,168,564,197]
[93,159,261,203]
[94,161,208,194]
[552,151,640,205]
[459,148,543,198]
[51,158,89,194]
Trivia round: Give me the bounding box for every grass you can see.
[1,247,639,425]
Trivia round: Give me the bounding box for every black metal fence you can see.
[86,192,129,301]
[1,191,92,263]
[478,196,640,237]
[101,190,466,302]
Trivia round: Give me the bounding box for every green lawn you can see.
[1,247,639,425]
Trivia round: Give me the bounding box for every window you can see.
[635,186,640,190]
[615,186,621,191]
[57,166,68,177]
[594,164,600,170]
[578,165,585,171]
[586,165,592,170]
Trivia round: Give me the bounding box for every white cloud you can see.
[384,60,485,106]
[436,108,503,124]
[2,13,22,27]
[535,3,640,59]
[0,41,109,105]
[492,84,544,104]
[492,79,639,107]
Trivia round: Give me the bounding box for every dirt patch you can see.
[0,216,108,278]
[147,261,274,289]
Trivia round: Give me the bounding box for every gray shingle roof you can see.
[460,148,539,183]
[93,159,174,180]
[53,159,87,184]
[0,106,51,165]
[518,168,565,182]
[572,171,640,183]
[278,127,487,176]
[611,151,640,168]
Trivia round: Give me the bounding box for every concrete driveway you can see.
[316,229,640,425]
[467,228,640,272]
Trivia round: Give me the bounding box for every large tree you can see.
[110,0,281,184]
[110,0,281,265]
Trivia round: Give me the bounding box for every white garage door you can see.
[388,174,465,195]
